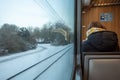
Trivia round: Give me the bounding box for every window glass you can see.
[0,0,75,80]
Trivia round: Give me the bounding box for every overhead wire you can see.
[33,0,65,23]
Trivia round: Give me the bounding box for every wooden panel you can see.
[82,5,120,46]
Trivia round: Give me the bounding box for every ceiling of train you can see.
[82,0,120,11]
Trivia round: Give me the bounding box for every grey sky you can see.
[0,0,74,29]
[0,0,50,27]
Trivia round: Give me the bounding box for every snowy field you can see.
[0,44,74,80]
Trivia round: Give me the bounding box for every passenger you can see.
[82,21,119,52]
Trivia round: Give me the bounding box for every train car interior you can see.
[0,0,120,80]
[78,0,120,80]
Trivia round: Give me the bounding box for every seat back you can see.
[83,52,120,80]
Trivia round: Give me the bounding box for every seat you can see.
[83,52,120,80]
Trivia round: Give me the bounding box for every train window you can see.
[0,0,75,80]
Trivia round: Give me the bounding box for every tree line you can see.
[0,22,74,56]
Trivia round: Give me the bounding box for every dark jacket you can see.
[82,31,119,52]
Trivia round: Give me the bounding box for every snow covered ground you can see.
[0,44,74,80]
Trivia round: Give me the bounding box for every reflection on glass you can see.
[0,0,74,80]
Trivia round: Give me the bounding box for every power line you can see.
[33,0,65,22]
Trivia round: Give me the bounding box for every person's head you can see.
[86,21,106,37]
[87,21,106,30]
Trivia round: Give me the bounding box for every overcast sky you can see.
[0,0,74,29]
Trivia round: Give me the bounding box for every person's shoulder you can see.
[82,40,90,49]
[82,40,94,52]
[82,39,88,45]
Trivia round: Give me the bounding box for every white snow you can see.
[0,44,75,80]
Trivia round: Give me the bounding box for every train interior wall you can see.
[82,5,120,46]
